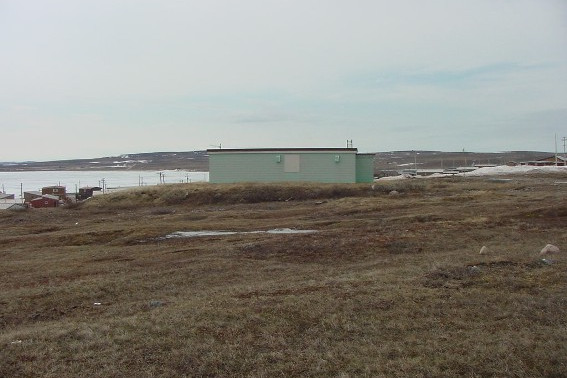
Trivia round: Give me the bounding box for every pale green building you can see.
[208,148,375,183]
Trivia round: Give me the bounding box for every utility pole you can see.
[413,150,417,170]
[562,136,566,159]
[555,134,559,166]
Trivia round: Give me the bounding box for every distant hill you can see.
[0,151,209,172]
[0,150,556,172]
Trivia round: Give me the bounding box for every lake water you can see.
[0,170,209,199]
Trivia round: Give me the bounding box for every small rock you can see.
[149,300,164,308]
[540,244,560,255]
[93,302,102,306]
[389,190,400,196]
[468,265,481,274]
[315,201,327,205]
[541,258,553,265]
[479,246,489,255]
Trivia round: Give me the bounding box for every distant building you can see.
[42,186,66,199]
[77,187,96,200]
[30,194,60,208]
[208,148,375,183]
[0,193,15,200]
[24,191,43,203]
[521,156,566,166]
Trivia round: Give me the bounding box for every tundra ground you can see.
[1,176,566,377]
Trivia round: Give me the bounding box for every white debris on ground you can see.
[376,165,567,181]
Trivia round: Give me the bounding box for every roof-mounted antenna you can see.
[346,139,353,148]
[209,143,222,149]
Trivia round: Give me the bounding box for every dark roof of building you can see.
[24,191,42,196]
[536,155,567,162]
[207,148,359,153]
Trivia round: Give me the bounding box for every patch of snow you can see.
[458,165,567,176]
[168,231,238,238]
[165,228,317,238]
[378,165,567,180]
[376,175,410,181]
[426,173,449,178]
[112,160,149,164]
[265,228,316,234]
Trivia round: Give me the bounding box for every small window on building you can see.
[335,155,341,163]
[284,154,300,172]
[276,155,281,163]
[53,189,58,193]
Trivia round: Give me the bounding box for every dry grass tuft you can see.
[83,181,429,211]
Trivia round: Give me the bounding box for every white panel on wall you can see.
[284,154,300,172]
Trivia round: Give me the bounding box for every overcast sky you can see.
[1,0,566,161]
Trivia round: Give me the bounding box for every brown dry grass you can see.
[1,177,566,377]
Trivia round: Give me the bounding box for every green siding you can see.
[209,152,358,183]
[356,154,375,183]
